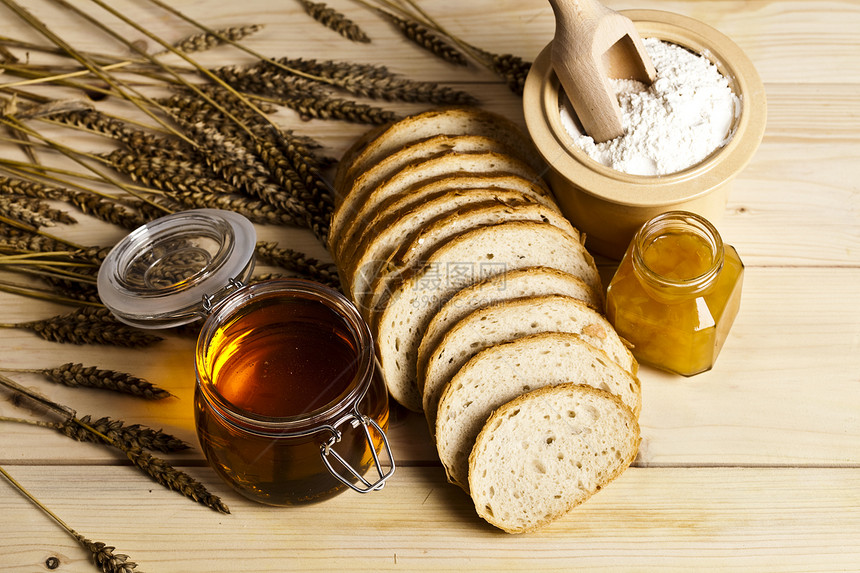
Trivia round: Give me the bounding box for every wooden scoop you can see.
[549,0,657,142]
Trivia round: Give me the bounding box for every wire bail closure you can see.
[319,406,395,493]
[202,277,245,315]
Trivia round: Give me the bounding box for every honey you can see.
[195,279,392,505]
[605,211,744,376]
[209,300,359,418]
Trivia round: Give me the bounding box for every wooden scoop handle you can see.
[549,0,656,142]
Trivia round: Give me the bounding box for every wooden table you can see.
[1,0,858,571]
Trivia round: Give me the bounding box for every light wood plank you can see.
[2,0,859,570]
[1,0,859,85]
[3,267,859,466]
[0,465,858,572]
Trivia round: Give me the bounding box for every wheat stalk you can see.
[211,64,324,101]
[0,216,108,264]
[55,0,274,142]
[0,413,188,454]
[366,0,532,95]
[261,56,476,104]
[0,377,228,514]
[373,7,467,66]
[0,464,141,573]
[1,306,163,348]
[297,0,371,43]
[123,446,230,514]
[2,0,193,143]
[74,535,142,573]
[66,190,150,230]
[280,91,399,125]
[0,195,72,228]
[59,415,189,453]
[255,241,341,290]
[0,275,99,306]
[170,24,264,54]
[0,174,69,200]
[20,363,172,400]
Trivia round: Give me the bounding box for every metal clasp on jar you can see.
[319,406,395,493]
[201,277,246,314]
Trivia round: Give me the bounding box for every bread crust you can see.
[435,332,641,490]
[468,383,640,534]
[335,106,545,193]
[331,135,527,258]
[362,204,582,324]
[423,294,637,436]
[334,150,547,263]
[416,267,601,405]
[375,221,602,411]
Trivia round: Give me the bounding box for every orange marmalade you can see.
[606,212,744,376]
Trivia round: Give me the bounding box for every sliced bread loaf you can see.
[336,107,545,190]
[341,173,555,281]
[375,221,602,412]
[334,150,546,262]
[329,135,523,258]
[436,332,641,490]
[363,204,581,320]
[416,267,600,402]
[422,295,635,432]
[468,383,640,534]
[345,189,538,307]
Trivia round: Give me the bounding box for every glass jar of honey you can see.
[98,209,394,505]
[605,211,744,376]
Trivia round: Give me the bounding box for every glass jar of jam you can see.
[98,209,394,505]
[605,211,744,376]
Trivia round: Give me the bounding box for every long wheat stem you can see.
[0,280,102,306]
[0,117,170,213]
[0,377,227,514]
[0,464,142,573]
[0,59,135,89]
[0,213,89,251]
[140,0,347,88]
[63,0,270,138]
[0,0,192,145]
[0,415,56,428]
[0,373,76,419]
[2,160,168,207]
[0,307,163,347]
[0,32,140,65]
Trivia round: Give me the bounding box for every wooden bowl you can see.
[523,9,767,259]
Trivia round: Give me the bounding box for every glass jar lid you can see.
[97,209,256,329]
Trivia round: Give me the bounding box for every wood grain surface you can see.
[1,0,858,571]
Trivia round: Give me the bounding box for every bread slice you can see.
[341,173,556,283]
[375,221,602,412]
[333,121,390,206]
[329,135,524,259]
[422,295,635,432]
[334,150,546,262]
[435,332,641,490]
[363,204,581,320]
[336,107,545,191]
[345,189,538,306]
[468,383,640,534]
[416,267,600,402]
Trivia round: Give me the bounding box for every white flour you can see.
[560,37,740,176]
